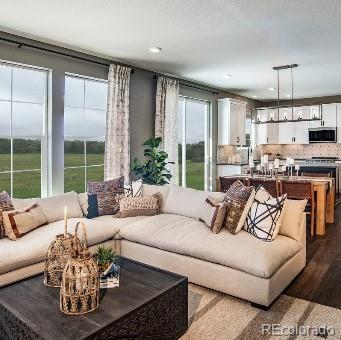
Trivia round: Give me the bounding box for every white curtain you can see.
[155,76,179,184]
[104,64,131,181]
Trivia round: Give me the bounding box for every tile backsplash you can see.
[257,143,341,159]
[218,143,341,162]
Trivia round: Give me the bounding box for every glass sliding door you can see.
[177,97,210,190]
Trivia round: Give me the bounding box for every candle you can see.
[282,165,287,172]
[268,164,273,170]
[295,165,300,171]
[256,165,261,171]
[64,206,68,236]
[249,162,254,168]
[249,156,254,167]
[264,155,269,164]
[274,158,280,169]
[260,156,264,166]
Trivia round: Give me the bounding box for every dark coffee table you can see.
[0,257,188,340]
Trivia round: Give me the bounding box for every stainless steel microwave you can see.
[308,127,337,143]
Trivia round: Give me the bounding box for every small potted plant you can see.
[94,246,118,272]
[93,246,120,288]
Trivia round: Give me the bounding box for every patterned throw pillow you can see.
[2,203,47,240]
[124,180,143,197]
[243,186,287,242]
[223,180,255,234]
[87,177,125,216]
[0,191,14,239]
[199,198,226,234]
[116,193,163,218]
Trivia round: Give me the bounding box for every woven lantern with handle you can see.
[44,219,80,287]
[60,221,100,315]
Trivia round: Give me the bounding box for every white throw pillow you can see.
[124,180,143,197]
[34,191,83,223]
[163,185,226,219]
[243,189,287,242]
[199,198,226,234]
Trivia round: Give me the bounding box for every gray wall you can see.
[0,31,257,193]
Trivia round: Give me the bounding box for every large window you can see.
[0,62,47,198]
[178,97,210,190]
[64,75,107,193]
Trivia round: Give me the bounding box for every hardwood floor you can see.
[285,204,341,309]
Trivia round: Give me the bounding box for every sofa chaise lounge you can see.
[0,184,306,308]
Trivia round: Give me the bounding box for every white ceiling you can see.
[1,0,341,101]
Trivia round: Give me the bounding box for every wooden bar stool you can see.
[279,180,316,236]
[218,176,247,193]
[248,178,279,197]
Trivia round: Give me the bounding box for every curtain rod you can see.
[0,36,134,73]
[153,75,219,95]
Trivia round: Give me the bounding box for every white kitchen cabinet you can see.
[278,121,309,144]
[218,98,246,145]
[309,105,322,128]
[279,122,294,144]
[254,109,278,145]
[337,104,341,143]
[294,121,309,144]
[311,104,337,128]
[321,104,337,127]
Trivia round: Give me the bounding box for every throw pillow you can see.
[243,192,287,242]
[223,181,255,234]
[124,180,143,197]
[2,203,47,240]
[0,191,14,239]
[199,197,226,234]
[116,193,163,218]
[279,199,307,242]
[87,177,125,216]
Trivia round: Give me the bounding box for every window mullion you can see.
[10,67,13,197]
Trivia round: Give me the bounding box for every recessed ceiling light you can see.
[222,74,232,78]
[149,47,162,53]
[252,95,258,98]
[267,87,276,91]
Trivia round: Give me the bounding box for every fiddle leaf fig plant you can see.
[132,137,173,185]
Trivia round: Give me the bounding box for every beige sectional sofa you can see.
[0,184,306,308]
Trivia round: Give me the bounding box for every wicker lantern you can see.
[44,218,80,287]
[60,221,100,315]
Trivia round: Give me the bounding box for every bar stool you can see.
[247,178,279,197]
[218,177,247,193]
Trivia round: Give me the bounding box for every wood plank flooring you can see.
[285,205,341,309]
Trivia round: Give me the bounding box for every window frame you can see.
[64,73,107,193]
[0,60,49,198]
[178,95,211,191]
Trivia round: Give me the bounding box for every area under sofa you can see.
[0,184,306,308]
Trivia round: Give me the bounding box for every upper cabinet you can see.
[218,98,246,145]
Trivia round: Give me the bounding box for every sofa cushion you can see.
[34,192,83,223]
[163,185,226,219]
[3,204,47,240]
[93,214,151,231]
[88,177,125,216]
[142,184,170,210]
[0,218,118,275]
[279,199,307,242]
[118,214,301,279]
[199,198,226,234]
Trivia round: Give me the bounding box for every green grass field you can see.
[0,154,205,197]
